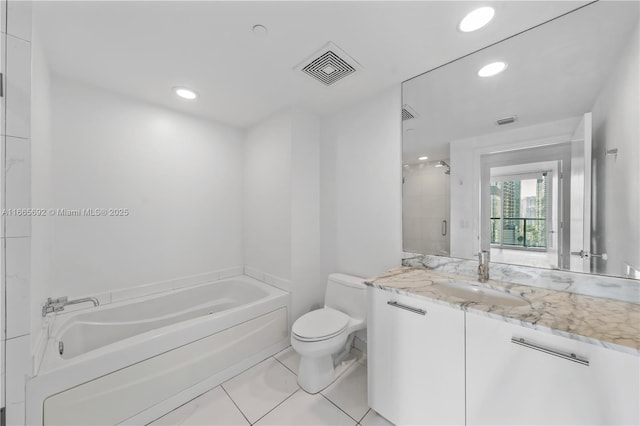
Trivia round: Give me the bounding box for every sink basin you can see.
[431,280,529,307]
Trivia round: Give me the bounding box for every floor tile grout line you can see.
[220,384,252,426]
[272,353,298,376]
[250,387,301,425]
[359,408,372,424]
[319,392,362,424]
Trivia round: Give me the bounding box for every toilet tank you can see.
[324,273,367,321]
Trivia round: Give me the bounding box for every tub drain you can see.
[59,341,64,355]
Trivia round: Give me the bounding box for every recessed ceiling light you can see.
[418,156,428,161]
[403,164,409,168]
[478,61,507,77]
[435,162,443,168]
[252,24,268,38]
[459,7,495,32]
[174,87,198,100]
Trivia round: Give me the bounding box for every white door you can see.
[569,112,592,272]
[546,162,561,268]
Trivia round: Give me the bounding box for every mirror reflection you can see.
[402,1,639,279]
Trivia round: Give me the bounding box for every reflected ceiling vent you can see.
[402,104,418,121]
[295,42,362,86]
[496,115,517,126]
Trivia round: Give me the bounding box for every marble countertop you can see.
[366,267,640,356]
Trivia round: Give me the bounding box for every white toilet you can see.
[291,273,366,394]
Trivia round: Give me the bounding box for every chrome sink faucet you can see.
[478,250,490,283]
[42,296,100,317]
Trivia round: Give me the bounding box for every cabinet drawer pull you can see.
[511,337,589,366]
[387,301,426,315]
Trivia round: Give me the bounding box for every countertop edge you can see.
[365,280,640,357]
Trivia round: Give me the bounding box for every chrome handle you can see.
[442,220,447,236]
[387,301,426,315]
[570,250,588,258]
[570,250,607,260]
[511,337,589,366]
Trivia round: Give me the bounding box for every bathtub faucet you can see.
[42,296,100,317]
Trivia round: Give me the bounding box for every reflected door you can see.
[569,112,592,272]
[402,163,451,255]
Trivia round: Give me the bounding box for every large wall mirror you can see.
[402,1,639,280]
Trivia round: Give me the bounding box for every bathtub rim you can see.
[27,276,290,425]
[50,276,278,360]
[41,275,288,372]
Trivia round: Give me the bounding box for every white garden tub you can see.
[26,276,290,426]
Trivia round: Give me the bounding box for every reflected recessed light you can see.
[418,156,428,161]
[459,7,495,32]
[478,61,507,77]
[435,162,443,168]
[174,87,198,99]
[403,164,409,168]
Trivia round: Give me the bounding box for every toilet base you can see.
[297,354,334,394]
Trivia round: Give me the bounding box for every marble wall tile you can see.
[5,34,30,138]
[6,0,31,42]
[4,136,30,237]
[5,237,30,338]
[6,334,30,406]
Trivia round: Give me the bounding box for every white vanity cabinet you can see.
[367,288,465,425]
[466,313,640,425]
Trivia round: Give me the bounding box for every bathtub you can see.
[26,276,290,426]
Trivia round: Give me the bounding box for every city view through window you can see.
[490,175,548,249]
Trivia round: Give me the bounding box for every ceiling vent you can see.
[402,104,418,121]
[496,115,518,126]
[295,42,362,86]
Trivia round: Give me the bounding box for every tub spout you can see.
[42,296,100,316]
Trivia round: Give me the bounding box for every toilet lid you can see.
[292,308,350,341]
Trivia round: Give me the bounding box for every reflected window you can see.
[490,175,548,250]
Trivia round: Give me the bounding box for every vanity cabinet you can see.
[466,313,639,425]
[367,288,465,425]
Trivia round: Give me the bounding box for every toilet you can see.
[291,273,366,394]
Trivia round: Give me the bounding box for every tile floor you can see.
[149,347,392,426]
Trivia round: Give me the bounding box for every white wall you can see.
[243,109,323,321]
[320,88,403,280]
[48,77,244,298]
[591,23,640,276]
[243,112,292,284]
[290,110,323,320]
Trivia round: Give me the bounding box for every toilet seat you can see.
[292,308,350,342]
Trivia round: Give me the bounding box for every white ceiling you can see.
[33,1,589,128]
[402,1,639,164]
